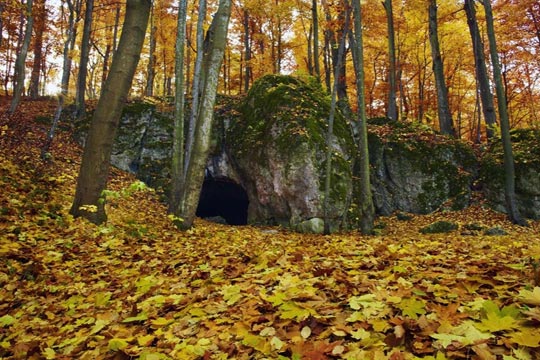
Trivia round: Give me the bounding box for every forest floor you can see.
[1,98,540,360]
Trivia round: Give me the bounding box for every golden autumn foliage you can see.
[2,100,540,359]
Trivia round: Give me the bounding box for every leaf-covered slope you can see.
[1,99,540,359]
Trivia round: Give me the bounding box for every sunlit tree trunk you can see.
[75,0,94,118]
[171,0,231,229]
[383,0,398,121]
[29,0,45,99]
[350,0,374,235]
[70,0,151,224]
[483,0,526,226]
[428,0,455,137]
[169,0,188,215]
[9,0,33,114]
[464,0,496,140]
[42,0,78,158]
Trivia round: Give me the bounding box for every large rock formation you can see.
[72,76,539,230]
[227,75,356,231]
[480,129,540,219]
[367,119,478,215]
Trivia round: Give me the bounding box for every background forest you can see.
[1,0,539,141]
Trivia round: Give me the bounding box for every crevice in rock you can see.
[196,176,249,225]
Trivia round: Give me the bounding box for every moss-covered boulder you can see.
[367,119,478,215]
[480,129,540,219]
[227,74,355,230]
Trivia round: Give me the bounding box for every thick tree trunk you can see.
[70,0,151,224]
[29,0,45,99]
[172,0,231,229]
[351,0,375,235]
[9,0,34,114]
[428,0,455,137]
[464,0,497,140]
[483,0,526,226]
[168,0,188,215]
[383,0,398,121]
[75,0,94,118]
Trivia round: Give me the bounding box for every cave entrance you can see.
[196,177,249,225]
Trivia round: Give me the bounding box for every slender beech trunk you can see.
[464,0,496,140]
[75,0,94,118]
[383,0,398,121]
[312,0,320,79]
[428,0,455,137]
[168,0,188,215]
[172,0,231,229]
[351,0,374,235]
[185,0,207,173]
[145,4,156,97]
[9,0,34,114]
[323,5,349,234]
[29,0,45,99]
[243,9,251,93]
[70,0,151,224]
[483,0,526,226]
[42,0,77,158]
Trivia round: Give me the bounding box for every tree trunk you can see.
[243,8,251,93]
[168,0,188,215]
[351,0,375,235]
[185,0,207,173]
[29,0,45,99]
[323,4,349,234]
[70,0,151,224]
[383,0,398,121]
[145,4,156,97]
[312,0,320,80]
[9,0,34,114]
[464,0,496,140]
[75,0,94,118]
[171,0,231,229]
[42,0,77,158]
[428,0,455,137]
[483,0,526,226]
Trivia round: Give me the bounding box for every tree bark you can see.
[75,0,94,118]
[9,0,34,114]
[70,0,151,224]
[312,0,320,80]
[42,0,77,158]
[383,0,398,121]
[243,8,251,93]
[464,0,497,140]
[483,0,526,226]
[29,0,45,99]
[351,0,375,235]
[428,0,455,137]
[145,4,156,97]
[171,0,231,229]
[168,0,188,215]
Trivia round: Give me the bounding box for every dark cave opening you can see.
[196,177,249,225]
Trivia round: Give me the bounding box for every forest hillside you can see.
[1,98,540,359]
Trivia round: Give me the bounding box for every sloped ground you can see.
[1,98,540,360]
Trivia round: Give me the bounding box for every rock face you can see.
[480,129,540,219]
[227,75,355,230]
[73,76,540,229]
[367,119,477,215]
